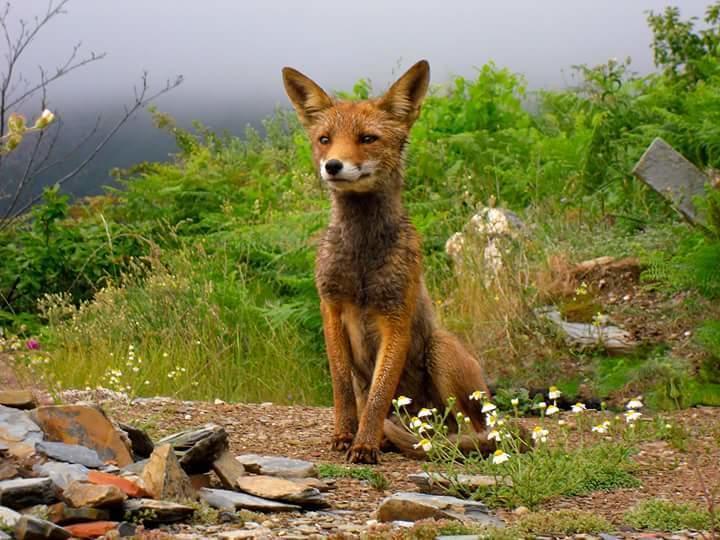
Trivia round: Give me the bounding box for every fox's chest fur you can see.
[315,192,434,396]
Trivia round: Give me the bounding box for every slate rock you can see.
[120,458,148,475]
[633,137,710,225]
[212,450,246,489]
[35,442,104,469]
[123,498,194,524]
[199,488,301,513]
[86,471,147,498]
[376,492,502,525]
[63,481,126,508]
[141,444,196,502]
[234,476,326,507]
[0,405,43,459]
[219,530,273,540]
[0,478,57,509]
[0,390,37,410]
[118,423,154,459]
[30,405,132,467]
[33,462,89,491]
[15,515,71,540]
[43,502,110,525]
[157,424,229,474]
[236,454,316,478]
[64,521,118,538]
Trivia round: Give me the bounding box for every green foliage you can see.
[624,498,715,531]
[316,463,389,490]
[3,2,720,405]
[515,510,612,535]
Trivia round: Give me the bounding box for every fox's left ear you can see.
[378,60,430,126]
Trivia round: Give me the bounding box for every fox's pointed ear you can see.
[378,60,430,125]
[282,67,334,127]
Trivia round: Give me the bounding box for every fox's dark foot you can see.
[347,443,380,464]
[331,432,354,452]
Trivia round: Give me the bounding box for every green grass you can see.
[316,463,390,490]
[624,498,716,531]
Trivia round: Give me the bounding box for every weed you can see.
[516,509,612,535]
[624,498,715,531]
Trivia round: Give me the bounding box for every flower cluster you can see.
[2,109,55,153]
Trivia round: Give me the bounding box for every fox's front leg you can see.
[321,300,358,451]
[348,312,411,464]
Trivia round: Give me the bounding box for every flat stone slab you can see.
[33,462,90,491]
[0,390,37,410]
[15,514,71,539]
[43,502,111,525]
[30,405,133,467]
[376,492,502,526]
[36,441,104,469]
[237,454,316,478]
[123,499,195,524]
[62,481,126,508]
[157,424,229,474]
[633,137,710,225]
[537,307,636,353]
[0,405,43,459]
[0,478,57,509]
[199,488,301,513]
[235,476,325,507]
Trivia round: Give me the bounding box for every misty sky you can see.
[2,0,711,199]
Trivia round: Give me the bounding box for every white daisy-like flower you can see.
[592,424,608,434]
[469,390,486,401]
[545,404,560,416]
[395,396,412,407]
[571,402,587,413]
[531,426,549,443]
[535,401,547,410]
[548,386,562,400]
[625,410,642,423]
[418,408,432,418]
[558,419,567,426]
[486,411,498,427]
[413,438,432,452]
[481,401,497,413]
[626,397,643,410]
[410,417,422,430]
[488,429,501,441]
[492,449,510,464]
[511,398,519,406]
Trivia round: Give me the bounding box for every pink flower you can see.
[26,338,40,350]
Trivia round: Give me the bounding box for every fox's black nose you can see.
[325,159,343,176]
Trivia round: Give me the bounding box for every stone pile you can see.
[0,391,333,539]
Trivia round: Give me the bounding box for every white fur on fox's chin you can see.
[320,159,378,188]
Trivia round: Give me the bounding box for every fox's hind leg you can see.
[428,330,495,445]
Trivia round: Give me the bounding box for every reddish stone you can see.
[190,473,212,490]
[30,405,133,466]
[64,521,118,538]
[86,470,147,497]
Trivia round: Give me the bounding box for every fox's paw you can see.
[331,432,354,452]
[347,443,380,464]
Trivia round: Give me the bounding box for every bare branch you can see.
[0,72,184,229]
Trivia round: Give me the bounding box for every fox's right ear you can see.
[282,67,333,127]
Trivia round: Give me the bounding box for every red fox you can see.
[282,60,494,463]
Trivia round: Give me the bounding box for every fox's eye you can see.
[319,135,330,145]
[360,134,378,144]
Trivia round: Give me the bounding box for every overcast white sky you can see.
[2,0,711,197]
